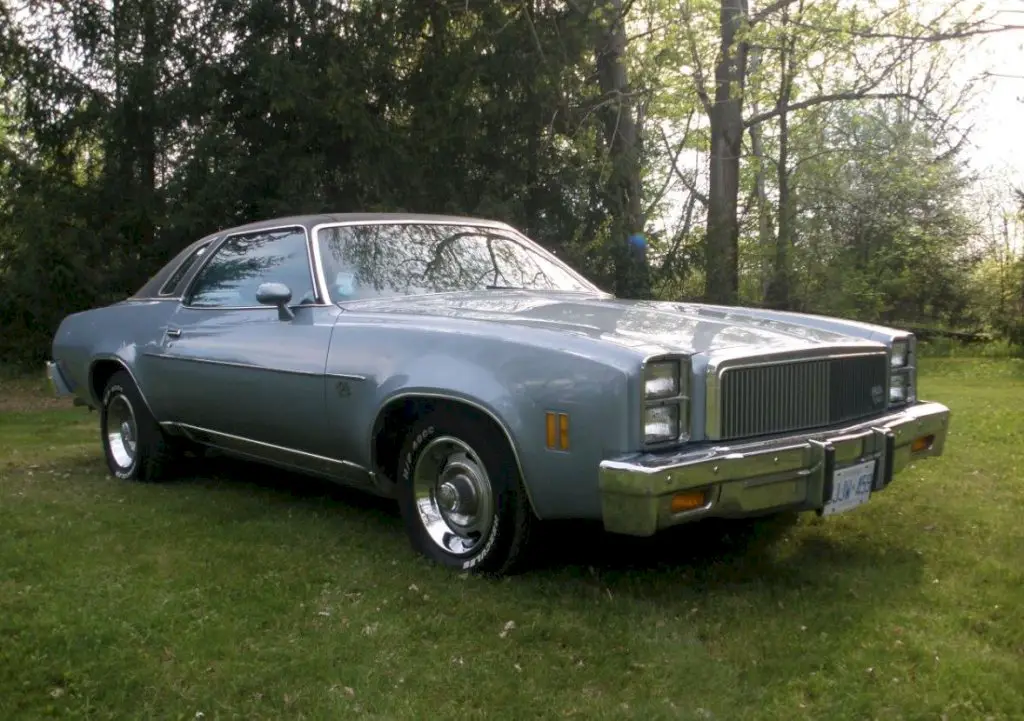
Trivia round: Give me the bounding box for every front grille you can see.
[718,354,888,440]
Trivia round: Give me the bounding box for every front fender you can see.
[325,322,637,521]
[373,355,529,451]
[380,350,631,520]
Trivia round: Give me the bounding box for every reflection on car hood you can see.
[341,290,875,356]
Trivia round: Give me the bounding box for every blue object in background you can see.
[628,233,646,251]
[334,271,357,297]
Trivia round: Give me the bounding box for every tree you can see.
[790,102,979,326]
[592,0,652,298]
[0,0,652,362]
[697,0,1016,306]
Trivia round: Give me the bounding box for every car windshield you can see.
[316,223,598,301]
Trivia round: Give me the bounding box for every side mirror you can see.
[256,282,294,320]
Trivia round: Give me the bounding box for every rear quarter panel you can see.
[51,300,178,411]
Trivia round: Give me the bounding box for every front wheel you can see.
[396,410,534,575]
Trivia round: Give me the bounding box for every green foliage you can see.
[917,338,1023,359]
[0,0,1019,361]
[0,147,115,364]
[0,0,640,362]
[965,254,1024,345]
[781,103,983,328]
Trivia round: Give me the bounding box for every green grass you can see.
[917,338,1023,360]
[2,358,1022,720]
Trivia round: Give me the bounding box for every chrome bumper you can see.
[599,401,951,536]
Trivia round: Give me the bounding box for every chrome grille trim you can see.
[721,358,831,439]
[706,350,889,441]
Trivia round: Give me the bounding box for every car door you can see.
[145,224,342,461]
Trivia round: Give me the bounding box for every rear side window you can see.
[159,241,213,296]
[185,227,316,308]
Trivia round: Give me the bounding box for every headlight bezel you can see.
[641,356,691,446]
[888,334,917,407]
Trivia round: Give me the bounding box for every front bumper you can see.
[599,401,950,536]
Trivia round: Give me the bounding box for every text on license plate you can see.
[823,459,877,516]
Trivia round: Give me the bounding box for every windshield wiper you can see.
[485,285,526,290]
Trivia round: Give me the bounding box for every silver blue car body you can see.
[46,213,951,546]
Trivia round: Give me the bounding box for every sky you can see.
[649,0,1024,243]
[952,3,1024,184]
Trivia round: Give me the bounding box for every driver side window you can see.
[187,227,317,308]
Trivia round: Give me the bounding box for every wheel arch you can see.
[88,356,157,418]
[369,391,539,519]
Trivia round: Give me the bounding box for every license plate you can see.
[823,459,877,516]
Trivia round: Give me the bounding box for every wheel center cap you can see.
[120,421,133,444]
[438,482,460,513]
[437,474,479,516]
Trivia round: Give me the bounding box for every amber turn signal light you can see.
[911,434,935,453]
[670,490,708,514]
[545,412,570,450]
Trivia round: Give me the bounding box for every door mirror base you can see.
[256,282,295,321]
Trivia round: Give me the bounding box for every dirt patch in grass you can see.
[0,375,76,413]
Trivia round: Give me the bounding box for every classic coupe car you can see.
[46,213,951,573]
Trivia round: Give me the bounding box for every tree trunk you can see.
[765,105,791,308]
[139,0,158,239]
[763,0,800,310]
[594,0,651,299]
[704,0,748,305]
[746,47,773,300]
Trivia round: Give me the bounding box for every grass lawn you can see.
[1,359,1022,720]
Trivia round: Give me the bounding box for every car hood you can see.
[340,290,873,356]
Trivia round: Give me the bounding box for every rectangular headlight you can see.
[644,361,679,399]
[889,374,907,403]
[891,339,909,368]
[889,369,916,404]
[644,404,679,444]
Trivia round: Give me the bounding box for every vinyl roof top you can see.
[216,212,512,235]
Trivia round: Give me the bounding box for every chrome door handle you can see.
[166,328,182,338]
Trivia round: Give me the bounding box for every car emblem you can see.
[871,384,884,405]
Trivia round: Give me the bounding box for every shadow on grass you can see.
[173,450,405,526]
[164,451,924,603]
[528,514,924,600]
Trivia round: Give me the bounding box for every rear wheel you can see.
[396,409,534,575]
[100,370,179,482]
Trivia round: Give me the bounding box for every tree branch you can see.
[789,18,1022,42]
[657,193,698,281]
[745,89,921,128]
[683,4,713,117]
[749,0,799,26]
[977,71,1024,80]
[520,1,546,65]
[645,112,695,217]
[659,126,708,206]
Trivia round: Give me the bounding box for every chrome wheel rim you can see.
[412,436,495,556]
[106,393,138,470]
